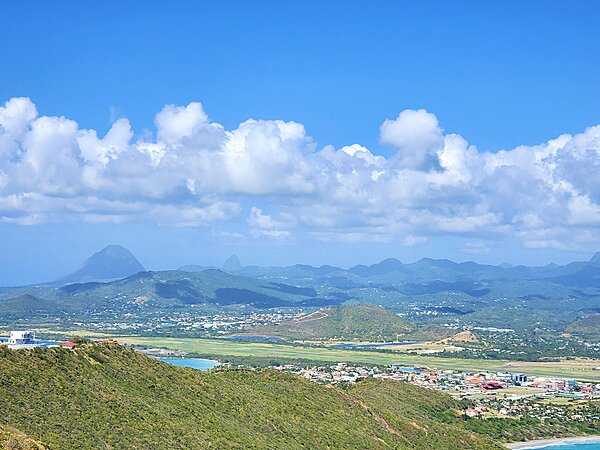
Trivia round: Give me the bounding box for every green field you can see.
[114,336,600,382]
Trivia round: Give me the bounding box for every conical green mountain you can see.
[247,304,414,341]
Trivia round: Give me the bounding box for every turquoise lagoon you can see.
[159,357,218,371]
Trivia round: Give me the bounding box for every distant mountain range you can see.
[238,253,600,285]
[1,246,600,333]
[178,254,242,274]
[17,245,600,293]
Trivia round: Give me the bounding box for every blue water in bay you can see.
[532,443,600,450]
[159,357,217,371]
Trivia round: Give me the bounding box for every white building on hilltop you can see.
[8,331,35,345]
[4,330,41,349]
[2,331,58,349]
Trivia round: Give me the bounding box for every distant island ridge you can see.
[17,244,600,288]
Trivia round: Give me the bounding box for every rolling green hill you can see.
[0,294,58,320]
[566,313,600,339]
[246,304,415,341]
[0,343,500,449]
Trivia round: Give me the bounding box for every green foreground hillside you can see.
[248,304,414,341]
[0,343,500,449]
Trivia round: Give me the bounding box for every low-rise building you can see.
[8,330,35,346]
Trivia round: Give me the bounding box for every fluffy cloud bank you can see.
[1,97,600,249]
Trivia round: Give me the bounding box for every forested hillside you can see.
[0,343,500,449]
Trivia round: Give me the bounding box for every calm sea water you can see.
[159,357,217,371]
[534,443,600,450]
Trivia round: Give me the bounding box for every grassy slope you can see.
[0,344,500,450]
[249,304,414,341]
[347,380,494,449]
[566,314,600,339]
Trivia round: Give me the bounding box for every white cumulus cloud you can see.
[1,96,600,251]
[380,109,443,169]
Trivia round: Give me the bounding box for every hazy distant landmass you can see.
[2,245,600,342]
[178,255,242,274]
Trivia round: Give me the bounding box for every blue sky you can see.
[1,1,600,284]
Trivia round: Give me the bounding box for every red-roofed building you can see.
[482,380,504,390]
[61,340,77,349]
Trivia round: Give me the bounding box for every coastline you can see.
[506,436,600,449]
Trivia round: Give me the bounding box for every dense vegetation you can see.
[248,304,414,341]
[0,343,500,449]
[566,313,600,340]
[465,415,600,443]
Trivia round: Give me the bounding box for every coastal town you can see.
[271,362,600,424]
[275,361,598,397]
[3,329,600,437]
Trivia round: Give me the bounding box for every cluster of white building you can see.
[72,311,301,335]
[0,330,57,350]
[273,362,600,402]
[285,363,380,383]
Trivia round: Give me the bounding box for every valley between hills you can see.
[2,246,600,449]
